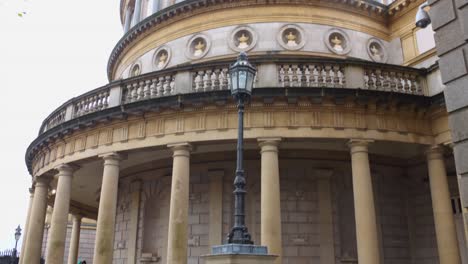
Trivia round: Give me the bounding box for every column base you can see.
[203,244,277,264]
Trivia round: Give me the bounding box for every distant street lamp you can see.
[12,225,21,264]
[227,52,256,245]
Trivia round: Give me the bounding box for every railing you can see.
[123,73,175,103]
[192,67,230,92]
[278,64,345,88]
[364,68,422,94]
[39,59,427,134]
[73,88,110,118]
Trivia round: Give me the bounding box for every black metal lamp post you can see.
[227,52,256,245]
[12,225,21,263]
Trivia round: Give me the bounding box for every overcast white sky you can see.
[0,0,122,251]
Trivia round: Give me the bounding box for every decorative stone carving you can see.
[229,26,258,52]
[325,28,352,55]
[130,63,142,77]
[153,46,171,70]
[277,24,306,50]
[186,34,211,60]
[366,38,388,63]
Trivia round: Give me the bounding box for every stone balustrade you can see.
[364,68,422,94]
[38,58,427,134]
[192,67,230,92]
[73,88,110,118]
[278,64,346,88]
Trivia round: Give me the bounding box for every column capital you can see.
[168,142,192,157]
[426,145,445,160]
[99,152,124,166]
[73,214,84,222]
[34,175,53,188]
[258,137,281,153]
[55,164,79,177]
[348,139,374,154]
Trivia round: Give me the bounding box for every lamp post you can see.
[12,225,21,264]
[227,52,256,245]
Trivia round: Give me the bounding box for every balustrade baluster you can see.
[279,66,286,87]
[150,78,158,98]
[164,76,171,95]
[304,65,311,87]
[212,69,220,90]
[287,65,294,87]
[157,76,164,96]
[144,80,152,99]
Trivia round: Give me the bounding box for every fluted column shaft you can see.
[23,176,51,264]
[123,8,132,33]
[46,165,75,264]
[93,153,121,264]
[166,143,191,264]
[67,215,82,264]
[427,146,461,264]
[259,138,282,264]
[152,0,160,14]
[19,187,35,264]
[131,0,142,26]
[348,140,381,264]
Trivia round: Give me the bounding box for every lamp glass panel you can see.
[246,72,254,93]
[239,70,247,90]
[231,71,238,91]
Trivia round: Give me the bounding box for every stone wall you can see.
[41,221,96,264]
[113,156,463,264]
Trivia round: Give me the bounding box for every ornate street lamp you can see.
[12,225,21,263]
[227,52,256,245]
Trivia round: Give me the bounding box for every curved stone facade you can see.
[20,1,468,264]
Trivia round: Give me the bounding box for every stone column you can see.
[123,8,132,33]
[93,153,121,264]
[348,139,381,264]
[426,146,461,264]
[131,0,142,26]
[166,143,191,264]
[259,138,282,264]
[67,214,83,264]
[23,176,51,264]
[46,164,76,264]
[19,187,34,264]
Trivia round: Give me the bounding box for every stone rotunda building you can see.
[20,0,468,264]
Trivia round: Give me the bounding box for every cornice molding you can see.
[26,88,444,175]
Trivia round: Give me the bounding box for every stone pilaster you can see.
[348,139,381,264]
[46,164,76,264]
[93,153,122,264]
[23,176,52,264]
[67,214,83,264]
[426,146,461,264]
[127,180,142,264]
[316,169,336,264]
[166,143,192,264]
[259,138,282,264]
[19,186,35,264]
[209,170,224,246]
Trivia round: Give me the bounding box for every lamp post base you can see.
[203,245,277,264]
